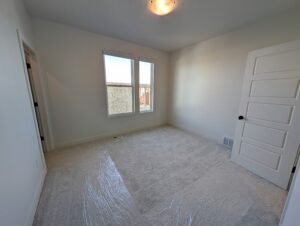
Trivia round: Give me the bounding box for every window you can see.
[103,54,134,116]
[139,61,154,112]
[103,52,155,116]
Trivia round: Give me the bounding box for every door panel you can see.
[250,79,299,98]
[240,142,281,170]
[232,40,300,189]
[243,123,286,148]
[254,49,300,74]
[247,103,293,124]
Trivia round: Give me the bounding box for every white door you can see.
[231,40,300,189]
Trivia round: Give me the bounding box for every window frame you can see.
[102,50,155,118]
[102,50,136,118]
[138,58,155,113]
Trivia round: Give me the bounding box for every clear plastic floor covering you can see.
[33,127,286,226]
[34,151,150,226]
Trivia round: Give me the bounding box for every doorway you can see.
[23,46,47,152]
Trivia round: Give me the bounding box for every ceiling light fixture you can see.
[148,0,176,16]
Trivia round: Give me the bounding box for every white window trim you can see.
[102,50,155,118]
[102,51,135,118]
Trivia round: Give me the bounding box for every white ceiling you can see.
[23,0,300,51]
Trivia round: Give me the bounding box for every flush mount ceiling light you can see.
[148,0,176,16]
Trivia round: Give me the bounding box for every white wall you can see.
[169,8,300,144]
[32,19,170,149]
[0,0,46,226]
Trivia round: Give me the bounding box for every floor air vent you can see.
[223,137,234,150]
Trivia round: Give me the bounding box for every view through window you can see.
[139,61,154,112]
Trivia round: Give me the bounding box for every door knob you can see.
[238,115,245,120]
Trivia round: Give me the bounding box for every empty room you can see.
[1,0,300,225]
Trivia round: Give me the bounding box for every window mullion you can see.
[134,58,140,113]
[151,63,155,112]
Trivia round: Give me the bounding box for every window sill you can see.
[139,110,154,114]
[107,110,154,118]
[107,112,134,118]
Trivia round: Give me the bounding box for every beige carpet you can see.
[34,126,287,226]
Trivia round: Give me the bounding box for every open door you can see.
[231,40,300,189]
[24,48,47,152]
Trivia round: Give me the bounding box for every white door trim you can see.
[16,29,48,166]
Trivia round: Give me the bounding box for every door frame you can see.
[16,29,48,170]
[280,154,300,225]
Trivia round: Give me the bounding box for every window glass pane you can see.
[104,54,133,115]
[107,86,132,115]
[139,61,151,84]
[104,55,132,84]
[139,61,154,112]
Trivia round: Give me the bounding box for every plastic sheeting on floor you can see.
[34,151,150,226]
[33,127,285,226]
[34,150,281,226]
[82,152,149,226]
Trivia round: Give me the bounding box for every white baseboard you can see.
[50,124,168,151]
[53,133,112,150]
[25,167,46,226]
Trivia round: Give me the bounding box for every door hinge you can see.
[34,102,38,107]
[41,136,45,141]
[292,166,296,173]
[26,63,31,69]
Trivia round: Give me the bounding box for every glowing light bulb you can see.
[148,0,176,16]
